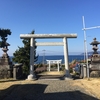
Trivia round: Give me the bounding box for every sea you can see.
[34,55,85,64]
[10,55,86,64]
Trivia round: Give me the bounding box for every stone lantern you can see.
[89,38,100,77]
[90,38,100,54]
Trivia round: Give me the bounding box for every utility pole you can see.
[82,16,100,79]
[82,16,89,79]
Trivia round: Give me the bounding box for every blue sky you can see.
[0,0,100,56]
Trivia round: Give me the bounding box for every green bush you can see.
[61,65,65,71]
[37,63,43,68]
[69,68,73,73]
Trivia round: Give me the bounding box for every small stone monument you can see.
[89,38,100,77]
[0,41,13,79]
[0,29,13,79]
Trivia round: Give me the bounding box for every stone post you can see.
[79,64,84,78]
[63,37,71,79]
[27,38,36,80]
[83,64,87,78]
[13,66,17,79]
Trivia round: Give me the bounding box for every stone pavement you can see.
[0,79,99,100]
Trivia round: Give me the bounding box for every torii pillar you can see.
[63,37,71,79]
[20,34,77,80]
[27,37,36,80]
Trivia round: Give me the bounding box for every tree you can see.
[12,30,38,75]
[0,29,11,49]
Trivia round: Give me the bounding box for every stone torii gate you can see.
[20,34,77,80]
[46,59,62,72]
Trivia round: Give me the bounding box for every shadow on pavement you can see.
[0,83,99,100]
[71,74,82,80]
[37,74,65,80]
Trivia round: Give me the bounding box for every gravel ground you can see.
[0,79,99,100]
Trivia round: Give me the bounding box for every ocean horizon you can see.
[10,54,90,64]
[35,55,84,64]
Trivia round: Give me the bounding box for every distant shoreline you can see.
[9,55,84,64]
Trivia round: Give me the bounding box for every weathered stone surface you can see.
[20,34,77,39]
[0,68,11,79]
[0,56,13,79]
[0,58,10,65]
[90,71,100,77]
